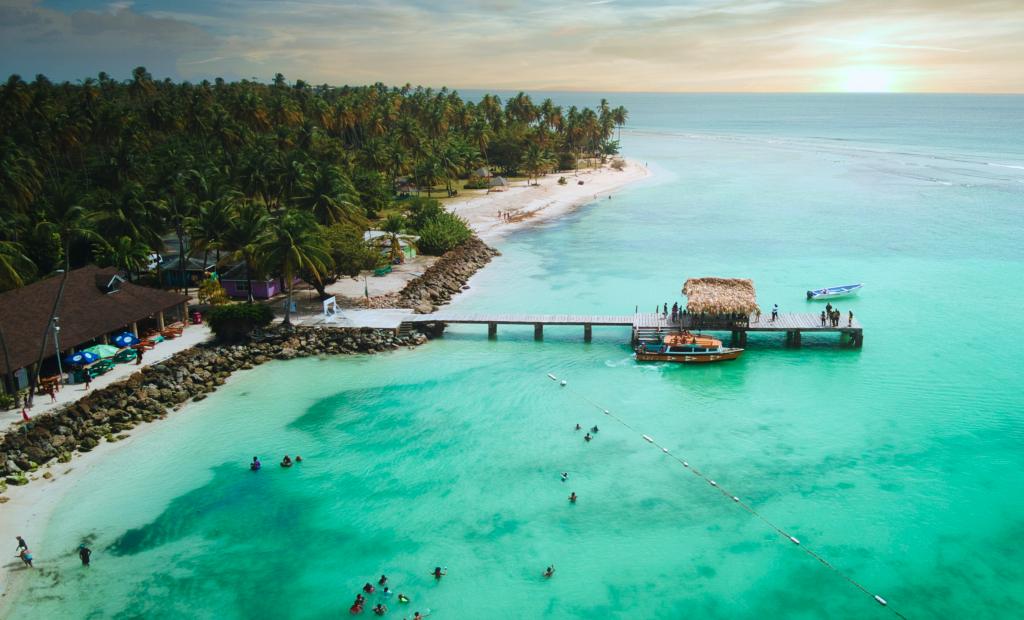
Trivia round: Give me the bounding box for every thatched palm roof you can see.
[682,277,760,314]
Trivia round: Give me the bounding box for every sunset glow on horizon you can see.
[0,0,1021,93]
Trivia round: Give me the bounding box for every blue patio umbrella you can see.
[112,332,140,348]
[64,351,100,365]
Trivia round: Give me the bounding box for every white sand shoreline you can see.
[451,159,652,242]
[0,158,652,612]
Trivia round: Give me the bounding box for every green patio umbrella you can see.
[84,344,120,358]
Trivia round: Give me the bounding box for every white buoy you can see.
[789,536,800,545]
[642,435,654,443]
[709,480,717,487]
[732,496,739,502]
[683,461,689,467]
[547,373,557,381]
[662,448,669,454]
[560,380,567,386]
[874,595,888,606]
[603,410,609,415]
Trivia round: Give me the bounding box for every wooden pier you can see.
[404,311,863,347]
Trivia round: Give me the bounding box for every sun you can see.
[836,67,896,92]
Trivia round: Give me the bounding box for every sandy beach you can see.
[0,159,651,611]
[449,160,651,242]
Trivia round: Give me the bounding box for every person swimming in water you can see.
[431,566,446,580]
[295,455,303,462]
[381,586,392,598]
[363,582,375,594]
[569,492,577,503]
[397,593,410,604]
[372,603,387,616]
[250,456,261,471]
[590,425,599,433]
[584,433,592,442]
[560,472,568,482]
[574,423,581,431]
[281,455,293,468]
[378,574,388,586]
[543,565,555,578]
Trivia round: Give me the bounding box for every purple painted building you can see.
[219,264,282,300]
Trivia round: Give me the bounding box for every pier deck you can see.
[301,309,862,347]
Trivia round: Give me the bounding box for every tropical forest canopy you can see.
[0,68,627,293]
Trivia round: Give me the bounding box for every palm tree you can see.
[221,200,270,303]
[95,235,150,281]
[29,186,99,405]
[294,162,365,227]
[0,239,36,291]
[257,210,330,325]
[520,144,555,185]
[612,106,628,141]
[382,214,406,263]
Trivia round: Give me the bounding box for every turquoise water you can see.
[12,95,1024,619]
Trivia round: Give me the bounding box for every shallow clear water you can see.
[12,95,1024,619]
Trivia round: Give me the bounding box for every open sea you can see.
[10,94,1024,619]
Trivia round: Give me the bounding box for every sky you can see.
[1,0,1022,92]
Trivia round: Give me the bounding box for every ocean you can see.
[10,94,1024,619]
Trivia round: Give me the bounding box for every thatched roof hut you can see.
[682,277,760,315]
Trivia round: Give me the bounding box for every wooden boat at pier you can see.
[634,332,744,364]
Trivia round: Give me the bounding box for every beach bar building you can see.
[0,265,188,396]
[681,277,761,331]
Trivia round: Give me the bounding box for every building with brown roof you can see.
[0,265,188,394]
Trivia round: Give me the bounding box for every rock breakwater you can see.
[370,235,499,312]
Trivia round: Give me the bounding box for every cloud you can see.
[0,0,1021,91]
[0,0,217,81]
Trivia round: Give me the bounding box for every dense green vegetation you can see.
[0,68,627,293]
[205,302,274,341]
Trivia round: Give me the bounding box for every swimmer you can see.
[381,587,392,598]
[281,455,293,468]
[363,582,375,594]
[431,566,447,580]
[543,565,555,578]
[354,594,365,606]
[397,594,410,604]
[295,455,303,462]
[569,492,577,503]
[560,472,568,482]
[574,423,581,431]
[590,426,599,433]
[250,456,261,471]
[584,433,592,442]
[378,574,388,586]
[372,603,387,616]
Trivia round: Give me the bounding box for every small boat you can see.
[635,332,743,364]
[806,283,862,300]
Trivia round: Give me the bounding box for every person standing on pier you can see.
[848,310,854,327]
[825,302,833,316]
[771,304,779,322]
[820,310,826,326]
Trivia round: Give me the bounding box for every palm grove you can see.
[0,69,628,311]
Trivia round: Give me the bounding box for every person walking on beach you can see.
[18,548,33,568]
[16,536,28,552]
[136,346,144,366]
[84,372,92,390]
[79,544,92,566]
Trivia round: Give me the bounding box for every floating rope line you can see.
[547,373,908,620]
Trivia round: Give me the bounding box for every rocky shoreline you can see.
[0,235,498,493]
[366,235,500,312]
[0,326,429,491]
